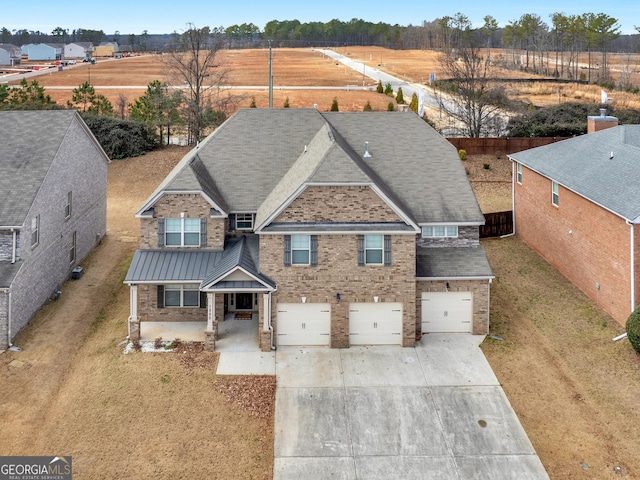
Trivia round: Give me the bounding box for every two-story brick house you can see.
[124,109,493,351]
[509,111,640,325]
[0,110,109,349]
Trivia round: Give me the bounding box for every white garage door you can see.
[277,303,331,346]
[421,292,473,333]
[349,302,403,345]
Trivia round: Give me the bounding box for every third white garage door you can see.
[349,302,403,345]
[421,292,473,333]
[276,303,331,346]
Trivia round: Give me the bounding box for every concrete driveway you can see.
[273,334,549,480]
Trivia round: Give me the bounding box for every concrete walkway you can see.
[272,335,549,480]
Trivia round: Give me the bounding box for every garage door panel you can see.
[277,303,331,346]
[349,302,402,345]
[422,292,472,333]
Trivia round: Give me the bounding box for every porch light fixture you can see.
[336,293,341,303]
[302,296,307,303]
[374,296,379,303]
[446,282,450,292]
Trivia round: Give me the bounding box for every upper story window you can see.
[64,191,72,219]
[31,215,40,248]
[358,234,391,266]
[235,213,254,230]
[552,181,559,206]
[422,226,458,238]
[516,163,522,184]
[159,218,206,247]
[284,234,318,266]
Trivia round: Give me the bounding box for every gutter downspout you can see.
[7,290,12,347]
[627,220,635,314]
[264,288,277,351]
[501,159,516,238]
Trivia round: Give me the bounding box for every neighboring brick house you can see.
[509,111,640,325]
[125,109,493,351]
[0,111,109,349]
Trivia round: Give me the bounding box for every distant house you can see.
[0,111,110,350]
[0,44,21,66]
[93,42,119,57]
[25,43,64,61]
[125,109,493,352]
[509,110,640,325]
[64,42,92,59]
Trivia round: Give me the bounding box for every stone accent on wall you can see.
[274,185,405,223]
[416,226,479,248]
[415,279,491,335]
[129,317,140,342]
[204,330,216,351]
[140,193,226,250]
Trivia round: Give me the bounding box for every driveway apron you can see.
[273,334,549,480]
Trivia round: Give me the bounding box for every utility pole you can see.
[268,40,273,109]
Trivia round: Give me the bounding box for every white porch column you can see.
[263,293,271,332]
[207,292,215,331]
[129,284,138,320]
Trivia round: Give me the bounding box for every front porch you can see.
[138,312,261,352]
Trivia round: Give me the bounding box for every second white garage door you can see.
[421,292,473,333]
[349,302,403,345]
[276,303,331,346]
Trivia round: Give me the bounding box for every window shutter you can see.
[357,235,365,266]
[200,291,207,308]
[310,235,318,266]
[384,235,392,266]
[284,235,291,266]
[157,218,165,247]
[200,218,207,246]
[228,214,236,231]
[157,285,165,308]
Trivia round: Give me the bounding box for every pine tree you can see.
[396,87,404,104]
[376,80,383,93]
[331,97,339,111]
[363,101,372,111]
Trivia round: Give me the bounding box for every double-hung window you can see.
[421,226,458,238]
[69,231,76,264]
[284,235,318,266]
[552,181,559,206]
[164,218,201,246]
[358,235,391,266]
[31,215,40,248]
[164,284,200,307]
[516,163,522,184]
[235,213,254,230]
[64,191,72,219]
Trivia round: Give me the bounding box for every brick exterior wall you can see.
[416,226,480,248]
[260,233,417,348]
[2,116,107,347]
[139,193,225,250]
[416,279,491,335]
[137,284,210,322]
[515,164,634,325]
[274,185,404,223]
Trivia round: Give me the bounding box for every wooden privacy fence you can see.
[480,211,513,238]
[447,137,568,155]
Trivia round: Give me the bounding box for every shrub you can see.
[154,337,163,349]
[396,87,404,104]
[495,151,503,159]
[483,163,491,169]
[363,101,372,111]
[384,83,393,96]
[81,114,158,159]
[409,93,418,112]
[376,80,383,94]
[249,97,257,108]
[626,307,640,355]
[458,149,467,161]
[283,97,290,108]
[331,97,339,111]
[387,102,394,112]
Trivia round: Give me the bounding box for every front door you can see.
[236,293,254,310]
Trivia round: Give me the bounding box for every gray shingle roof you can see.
[509,125,640,222]
[140,109,484,225]
[0,260,23,288]
[416,246,494,279]
[0,110,79,227]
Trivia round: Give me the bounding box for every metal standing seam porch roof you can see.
[124,235,276,291]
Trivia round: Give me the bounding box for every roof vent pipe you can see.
[363,142,372,158]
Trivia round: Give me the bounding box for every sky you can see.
[3,0,639,36]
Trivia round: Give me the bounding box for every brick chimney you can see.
[587,108,618,134]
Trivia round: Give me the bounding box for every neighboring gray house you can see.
[0,111,110,350]
[125,109,493,352]
[25,43,64,61]
[64,42,92,59]
[0,44,22,66]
